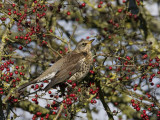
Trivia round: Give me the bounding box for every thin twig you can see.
[47,42,63,57]
[68,25,77,51]
[54,103,64,120]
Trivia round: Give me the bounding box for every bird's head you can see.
[74,39,94,53]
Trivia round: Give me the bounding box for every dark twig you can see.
[96,80,114,120]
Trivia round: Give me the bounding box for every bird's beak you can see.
[88,39,94,44]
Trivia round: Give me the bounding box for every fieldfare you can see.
[17,39,94,92]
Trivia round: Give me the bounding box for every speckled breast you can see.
[69,58,91,82]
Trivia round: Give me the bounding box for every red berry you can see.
[72,83,76,87]
[14,99,18,102]
[59,51,62,54]
[94,100,97,103]
[140,114,144,118]
[12,4,16,7]
[16,66,19,69]
[33,9,36,13]
[15,71,18,74]
[114,102,118,106]
[52,101,56,105]
[98,4,101,8]
[136,107,140,111]
[148,63,152,66]
[8,12,11,15]
[100,1,103,4]
[151,104,154,107]
[108,66,112,70]
[126,56,131,60]
[91,99,94,104]
[142,54,148,59]
[21,66,24,69]
[117,9,122,13]
[45,114,49,119]
[40,117,44,120]
[19,46,23,50]
[143,110,146,113]
[89,70,94,74]
[48,91,52,94]
[131,99,135,103]
[37,112,42,116]
[67,11,71,15]
[35,84,39,89]
[52,111,56,115]
[13,11,16,14]
[81,3,85,7]
[24,36,28,40]
[16,77,20,81]
[78,88,81,92]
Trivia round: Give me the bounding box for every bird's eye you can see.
[82,43,87,46]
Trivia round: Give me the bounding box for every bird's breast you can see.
[69,58,91,81]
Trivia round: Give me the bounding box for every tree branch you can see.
[96,80,114,120]
[0,96,5,120]
[14,100,65,120]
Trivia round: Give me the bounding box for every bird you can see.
[17,39,94,93]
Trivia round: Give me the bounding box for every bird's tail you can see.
[17,79,37,92]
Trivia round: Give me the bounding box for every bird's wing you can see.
[34,57,65,82]
[44,52,85,92]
